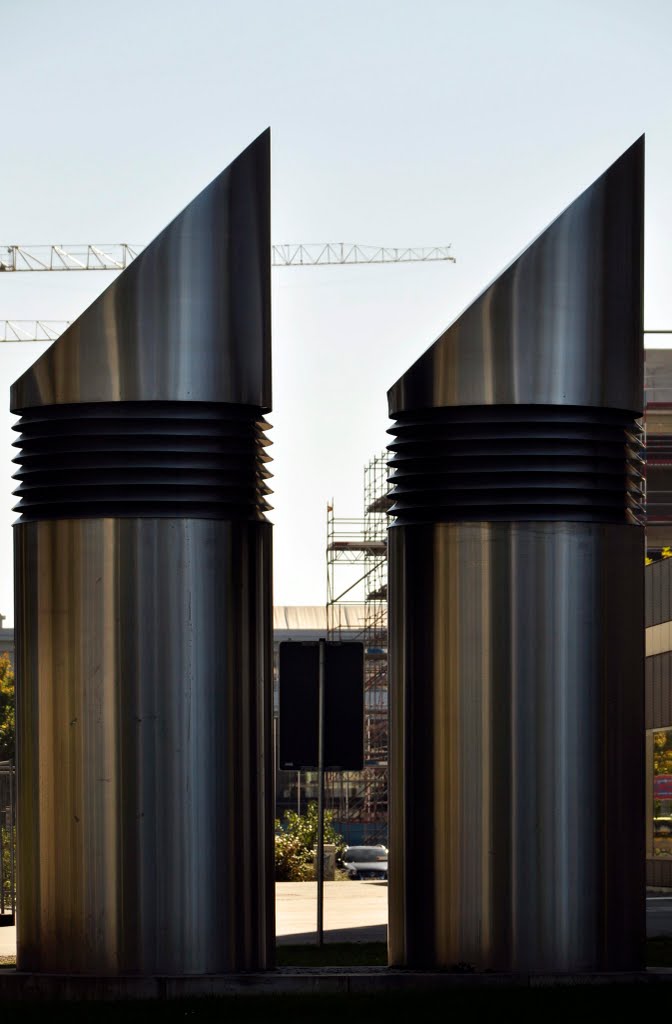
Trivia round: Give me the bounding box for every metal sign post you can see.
[278,638,364,948]
[316,638,326,946]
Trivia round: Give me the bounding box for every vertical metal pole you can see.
[297,771,301,816]
[340,772,344,839]
[9,765,14,917]
[317,637,326,946]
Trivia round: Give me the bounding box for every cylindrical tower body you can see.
[387,138,645,972]
[11,132,274,974]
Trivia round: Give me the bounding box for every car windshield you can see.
[343,847,387,863]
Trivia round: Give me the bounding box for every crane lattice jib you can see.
[0,242,455,342]
[0,242,455,272]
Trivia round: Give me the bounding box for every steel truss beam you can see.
[0,242,455,272]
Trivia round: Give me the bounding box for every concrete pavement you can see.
[0,880,388,958]
[646,895,672,937]
[1,887,670,958]
[0,918,15,958]
[276,879,387,944]
[1,885,672,1000]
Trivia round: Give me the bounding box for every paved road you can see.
[1,888,670,957]
[647,895,672,937]
[276,879,387,944]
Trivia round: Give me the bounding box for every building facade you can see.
[645,349,672,552]
[645,558,672,888]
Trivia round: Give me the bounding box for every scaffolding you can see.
[326,452,390,845]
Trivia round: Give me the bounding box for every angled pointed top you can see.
[388,137,644,417]
[11,129,271,411]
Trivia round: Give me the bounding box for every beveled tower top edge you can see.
[11,129,272,413]
[388,136,644,418]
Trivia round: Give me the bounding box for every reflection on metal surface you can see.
[12,131,274,974]
[15,519,273,974]
[388,138,644,417]
[11,133,270,410]
[388,523,643,971]
[387,139,645,972]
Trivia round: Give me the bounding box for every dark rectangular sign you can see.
[279,641,364,771]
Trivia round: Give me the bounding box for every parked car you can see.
[342,845,388,880]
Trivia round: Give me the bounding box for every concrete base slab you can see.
[0,967,670,1000]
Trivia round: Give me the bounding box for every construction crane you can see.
[1,321,71,343]
[0,241,456,341]
[4,325,664,344]
[0,242,455,272]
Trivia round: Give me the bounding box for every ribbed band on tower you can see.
[387,405,643,524]
[12,402,272,521]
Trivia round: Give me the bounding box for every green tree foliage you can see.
[1,826,14,906]
[0,653,15,907]
[654,730,672,776]
[0,654,14,762]
[275,801,345,881]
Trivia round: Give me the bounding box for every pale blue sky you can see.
[0,0,671,621]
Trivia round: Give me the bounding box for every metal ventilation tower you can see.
[387,137,645,973]
[11,131,274,975]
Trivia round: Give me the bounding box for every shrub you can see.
[274,801,345,881]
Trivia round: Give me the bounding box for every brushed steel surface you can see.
[388,522,645,972]
[388,137,644,418]
[10,131,271,412]
[15,518,274,975]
